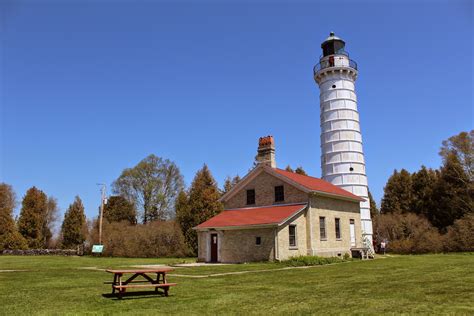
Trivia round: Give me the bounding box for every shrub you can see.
[374,212,443,254]
[281,255,349,267]
[0,231,28,251]
[88,220,190,257]
[444,213,474,252]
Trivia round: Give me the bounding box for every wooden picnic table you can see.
[106,268,177,299]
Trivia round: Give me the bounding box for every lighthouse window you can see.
[349,167,354,172]
[332,84,336,88]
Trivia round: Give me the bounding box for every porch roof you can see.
[195,203,307,230]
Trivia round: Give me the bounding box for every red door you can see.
[210,234,218,263]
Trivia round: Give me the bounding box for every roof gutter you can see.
[193,223,277,231]
[310,190,364,202]
[277,204,308,227]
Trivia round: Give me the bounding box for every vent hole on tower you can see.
[332,85,336,88]
[349,167,354,172]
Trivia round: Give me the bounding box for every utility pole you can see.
[97,183,107,245]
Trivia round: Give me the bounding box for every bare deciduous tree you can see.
[112,154,184,223]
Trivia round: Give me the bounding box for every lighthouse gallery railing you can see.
[313,58,358,75]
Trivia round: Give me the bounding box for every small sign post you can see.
[92,245,104,254]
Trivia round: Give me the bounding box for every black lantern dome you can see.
[321,32,346,57]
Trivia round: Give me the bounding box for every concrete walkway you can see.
[168,261,353,278]
[173,262,231,267]
[130,264,171,269]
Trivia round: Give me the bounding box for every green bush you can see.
[281,255,349,267]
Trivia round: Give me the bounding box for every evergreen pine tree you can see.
[184,165,223,254]
[175,190,191,250]
[431,153,473,231]
[285,165,294,172]
[380,169,413,213]
[103,195,137,224]
[0,183,27,250]
[223,177,233,194]
[368,190,379,218]
[294,166,307,176]
[17,187,48,248]
[232,175,241,187]
[222,175,241,194]
[410,166,437,217]
[284,165,307,175]
[61,196,87,248]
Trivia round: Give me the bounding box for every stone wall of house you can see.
[219,228,276,263]
[310,195,362,257]
[276,211,308,260]
[197,231,207,262]
[225,171,308,209]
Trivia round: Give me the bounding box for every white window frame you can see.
[289,224,297,249]
[335,218,341,240]
[319,216,327,240]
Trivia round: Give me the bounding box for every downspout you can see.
[274,227,279,261]
[308,196,315,256]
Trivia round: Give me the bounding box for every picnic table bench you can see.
[106,268,176,299]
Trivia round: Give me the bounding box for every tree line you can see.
[1,153,310,255]
[0,185,87,250]
[0,154,235,256]
[2,131,471,256]
[374,130,473,253]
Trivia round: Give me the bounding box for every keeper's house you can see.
[194,136,364,263]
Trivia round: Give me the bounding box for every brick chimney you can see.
[256,136,276,168]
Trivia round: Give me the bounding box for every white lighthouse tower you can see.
[313,32,373,245]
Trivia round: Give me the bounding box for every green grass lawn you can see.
[0,254,472,315]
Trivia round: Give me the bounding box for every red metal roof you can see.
[196,203,307,229]
[272,168,363,201]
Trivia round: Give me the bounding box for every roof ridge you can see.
[272,168,363,202]
[274,168,323,181]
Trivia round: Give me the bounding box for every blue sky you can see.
[1,0,472,223]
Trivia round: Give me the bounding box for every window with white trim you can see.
[319,216,326,240]
[335,218,341,239]
[289,225,297,248]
